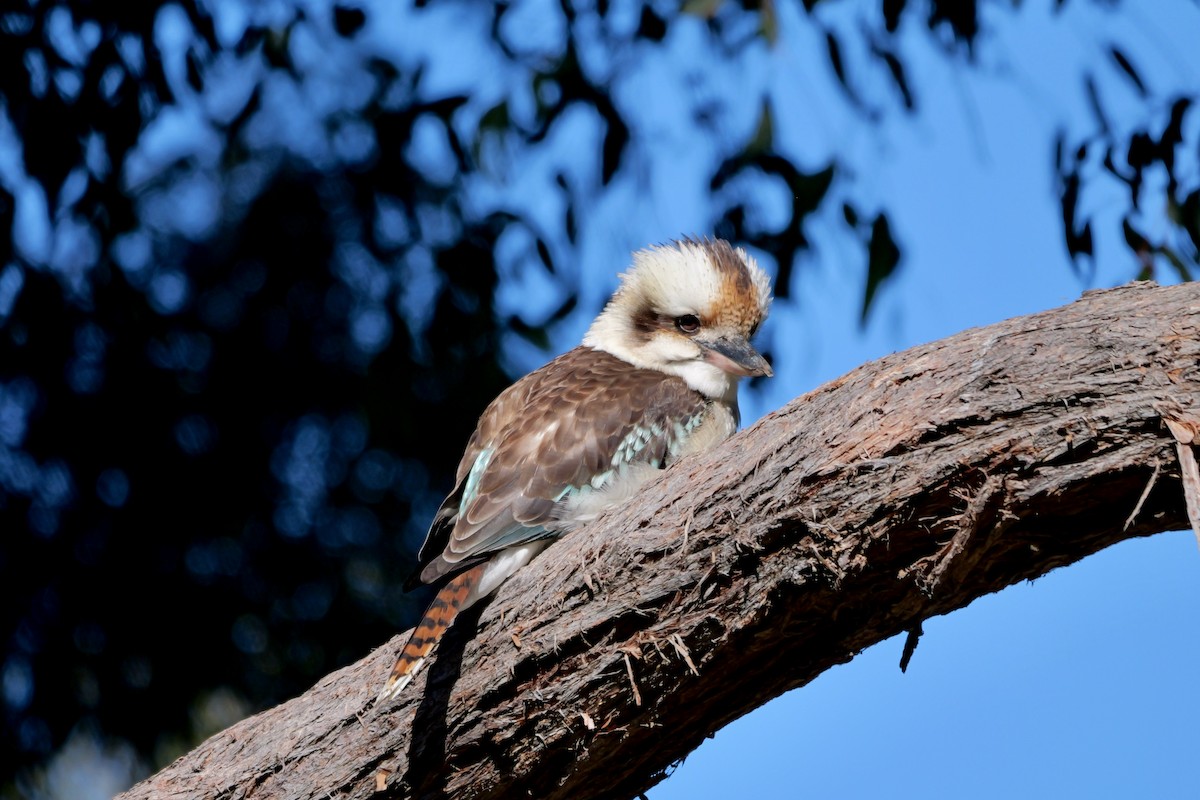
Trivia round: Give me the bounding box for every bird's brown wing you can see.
[411,347,707,586]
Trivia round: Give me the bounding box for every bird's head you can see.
[584,238,773,404]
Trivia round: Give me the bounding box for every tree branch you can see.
[119,281,1200,800]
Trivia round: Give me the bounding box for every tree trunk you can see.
[117,281,1200,800]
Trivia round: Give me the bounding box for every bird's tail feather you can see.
[378,563,485,701]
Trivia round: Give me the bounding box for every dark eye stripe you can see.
[631,308,707,341]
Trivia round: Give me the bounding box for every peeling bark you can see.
[118,281,1200,800]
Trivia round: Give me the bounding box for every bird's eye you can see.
[675,315,701,335]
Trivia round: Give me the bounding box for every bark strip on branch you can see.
[119,281,1199,800]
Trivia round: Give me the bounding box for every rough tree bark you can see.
[119,281,1200,800]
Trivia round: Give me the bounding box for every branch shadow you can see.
[403,601,485,797]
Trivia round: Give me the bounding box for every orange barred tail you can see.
[378,563,486,701]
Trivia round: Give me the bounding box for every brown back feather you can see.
[412,347,707,586]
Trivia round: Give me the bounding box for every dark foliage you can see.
[0,0,523,782]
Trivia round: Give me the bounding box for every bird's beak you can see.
[701,336,773,378]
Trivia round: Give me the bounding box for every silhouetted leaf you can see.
[681,0,723,18]
[1181,189,1200,253]
[186,49,204,92]
[760,0,778,45]
[1084,73,1111,135]
[536,238,555,274]
[1122,218,1151,253]
[333,5,367,37]
[746,98,774,157]
[1161,98,1192,193]
[875,46,914,109]
[507,314,552,348]
[863,213,900,324]
[637,4,667,41]
[1060,169,1094,264]
[601,111,629,186]
[480,100,510,133]
[793,164,835,214]
[1077,221,1094,259]
[1159,246,1194,282]
[1126,131,1154,170]
[554,171,578,244]
[825,31,852,98]
[263,25,295,71]
[547,293,578,324]
[1164,98,1192,148]
[1121,132,1154,209]
[928,0,978,52]
[1109,46,1147,97]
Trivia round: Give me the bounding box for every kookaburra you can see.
[379,237,772,700]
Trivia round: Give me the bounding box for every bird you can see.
[378,237,773,700]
